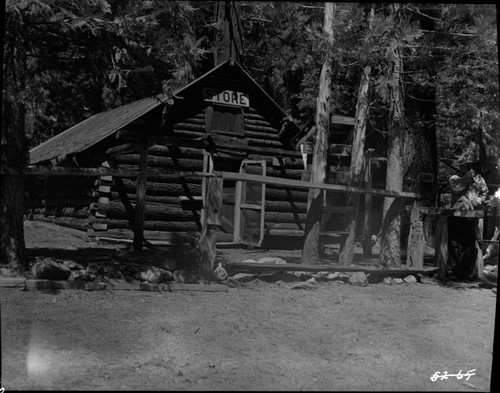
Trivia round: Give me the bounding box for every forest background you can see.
[2,1,499,269]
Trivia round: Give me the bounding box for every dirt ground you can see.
[0,221,497,391]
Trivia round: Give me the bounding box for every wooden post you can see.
[199,166,223,280]
[339,66,371,265]
[363,157,373,256]
[133,147,148,252]
[435,215,448,280]
[406,201,424,268]
[302,2,334,265]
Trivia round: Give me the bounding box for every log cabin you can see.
[26,59,316,249]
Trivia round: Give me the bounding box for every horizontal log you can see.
[115,157,204,172]
[244,118,273,127]
[247,138,284,148]
[244,112,267,121]
[264,187,309,202]
[118,179,202,196]
[104,218,199,232]
[148,145,205,159]
[264,211,306,224]
[244,123,279,134]
[87,228,191,242]
[265,222,304,230]
[244,130,280,141]
[172,122,206,132]
[109,192,184,206]
[176,117,205,126]
[265,200,307,213]
[94,201,195,221]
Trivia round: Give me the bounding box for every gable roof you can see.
[29,60,298,164]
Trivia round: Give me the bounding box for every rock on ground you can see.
[140,267,173,283]
[31,259,71,281]
[231,273,257,283]
[290,282,316,290]
[403,275,418,284]
[348,271,369,287]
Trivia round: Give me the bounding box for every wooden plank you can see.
[331,114,356,126]
[216,171,421,199]
[223,261,438,275]
[23,165,421,199]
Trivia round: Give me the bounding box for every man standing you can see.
[448,160,489,280]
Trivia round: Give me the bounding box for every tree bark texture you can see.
[379,41,405,267]
[1,15,28,272]
[302,2,334,265]
[339,66,371,265]
[198,175,223,280]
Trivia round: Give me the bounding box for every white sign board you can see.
[203,87,249,107]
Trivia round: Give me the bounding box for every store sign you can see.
[203,87,249,107]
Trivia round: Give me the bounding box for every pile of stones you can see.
[30,257,198,284]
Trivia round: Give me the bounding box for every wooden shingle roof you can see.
[29,95,168,164]
[29,60,299,164]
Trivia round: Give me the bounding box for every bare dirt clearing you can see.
[0,221,497,391]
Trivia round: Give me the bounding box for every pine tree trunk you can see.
[339,66,370,265]
[302,2,335,265]
[379,39,405,267]
[1,22,28,272]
